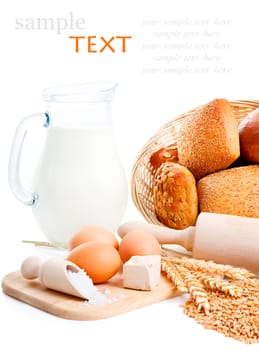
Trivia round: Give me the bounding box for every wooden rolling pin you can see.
[118,212,259,274]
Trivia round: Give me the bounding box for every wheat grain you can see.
[161,253,259,343]
[182,278,259,343]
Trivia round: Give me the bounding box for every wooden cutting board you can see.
[2,269,182,320]
[2,248,187,320]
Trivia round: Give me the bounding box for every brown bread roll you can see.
[197,165,259,218]
[239,108,259,164]
[152,162,198,229]
[150,143,178,170]
[177,98,240,179]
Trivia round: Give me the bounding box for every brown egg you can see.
[67,241,121,284]
[119,230,161,263]
[69,226,119,250]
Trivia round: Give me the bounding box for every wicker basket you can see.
[131,100,259,226]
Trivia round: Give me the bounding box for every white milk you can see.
[30,127,128,244]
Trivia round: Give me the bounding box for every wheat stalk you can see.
[160,251,259,343]
[22,240,68,249]
[161,252,257,316]
[174,262,210,315]
[165,255,254,280]
[161,259,187,293]
[192,271,242,297]
[161,257,211,315]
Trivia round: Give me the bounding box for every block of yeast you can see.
[122,255,161,291]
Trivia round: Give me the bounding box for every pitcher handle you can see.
[8,113,50,206]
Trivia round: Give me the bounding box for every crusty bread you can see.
[197,165,259,218]
[177,98,240,179]
[152,162,198,229]
[239,108,259,164]
[150,142,178,170]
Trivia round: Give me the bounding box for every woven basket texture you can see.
[131,100,259,226]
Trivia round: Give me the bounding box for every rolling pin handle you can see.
[118,221,195,251]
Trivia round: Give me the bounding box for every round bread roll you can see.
[152,162,198,229]
[177,98,240,179]
[239,108,259,164]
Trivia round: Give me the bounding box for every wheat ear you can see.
[161,258,188,293]
[167,256,254,280]
[192,271,242,297]
[172,263,210,315]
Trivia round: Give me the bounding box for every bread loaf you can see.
[239,108,259,164]
[197,165,259,218]
[152,162,198,229]
[177,98,240,179]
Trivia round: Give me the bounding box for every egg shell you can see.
[69,225,119,250]
[67,241,121,284]
[119,230,161,263]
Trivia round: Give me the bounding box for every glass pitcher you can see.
[8,82,128,245]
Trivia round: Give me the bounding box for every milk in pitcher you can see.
[8,83,128,244]
[31,126,128,243]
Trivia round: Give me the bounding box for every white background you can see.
[1,1,259,349]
